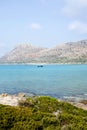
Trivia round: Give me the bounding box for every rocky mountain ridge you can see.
[0,40,87,64]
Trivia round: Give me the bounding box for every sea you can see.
[0,64,87,101]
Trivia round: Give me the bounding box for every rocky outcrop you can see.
[18,93,25,97]
[0,93,26,106]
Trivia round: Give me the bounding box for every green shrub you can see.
[0,96,87,130]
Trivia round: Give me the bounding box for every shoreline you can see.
[0,63,87,65]
[0,93,26,106]
[0,93,87,110]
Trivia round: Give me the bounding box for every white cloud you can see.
[62,0,87,16]
[30,23,41,30]
[68,21,87,33]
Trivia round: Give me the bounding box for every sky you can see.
[0,0,87,56]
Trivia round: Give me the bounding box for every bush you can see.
[0,96,87,130]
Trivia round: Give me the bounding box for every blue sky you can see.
[0,0,87,56]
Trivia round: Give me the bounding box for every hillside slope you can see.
[0,44,47,63]
[0,40,87,63]
[38,40,87,63]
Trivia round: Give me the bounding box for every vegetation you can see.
[0,96,87,130]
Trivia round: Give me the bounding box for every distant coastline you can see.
[0,62,87,65]
[0,40,87,64]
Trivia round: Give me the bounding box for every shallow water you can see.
[0,64,87,100]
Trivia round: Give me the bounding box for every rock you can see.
[53,110,62,116]
[18,93,25,97]
[1,93,8,97]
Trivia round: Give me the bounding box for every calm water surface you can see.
[0,64,87,100]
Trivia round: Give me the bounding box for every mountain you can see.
[0,44,47,63]
[0,40,87,64]
[37,40,87,63]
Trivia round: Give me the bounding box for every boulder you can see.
[1,93,8,97]
[18,93,25,97]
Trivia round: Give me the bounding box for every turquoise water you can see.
[0,64,87,100]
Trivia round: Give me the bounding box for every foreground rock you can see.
[0,93,87,111]
[70,102,87,110]
[0,93,26,106]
